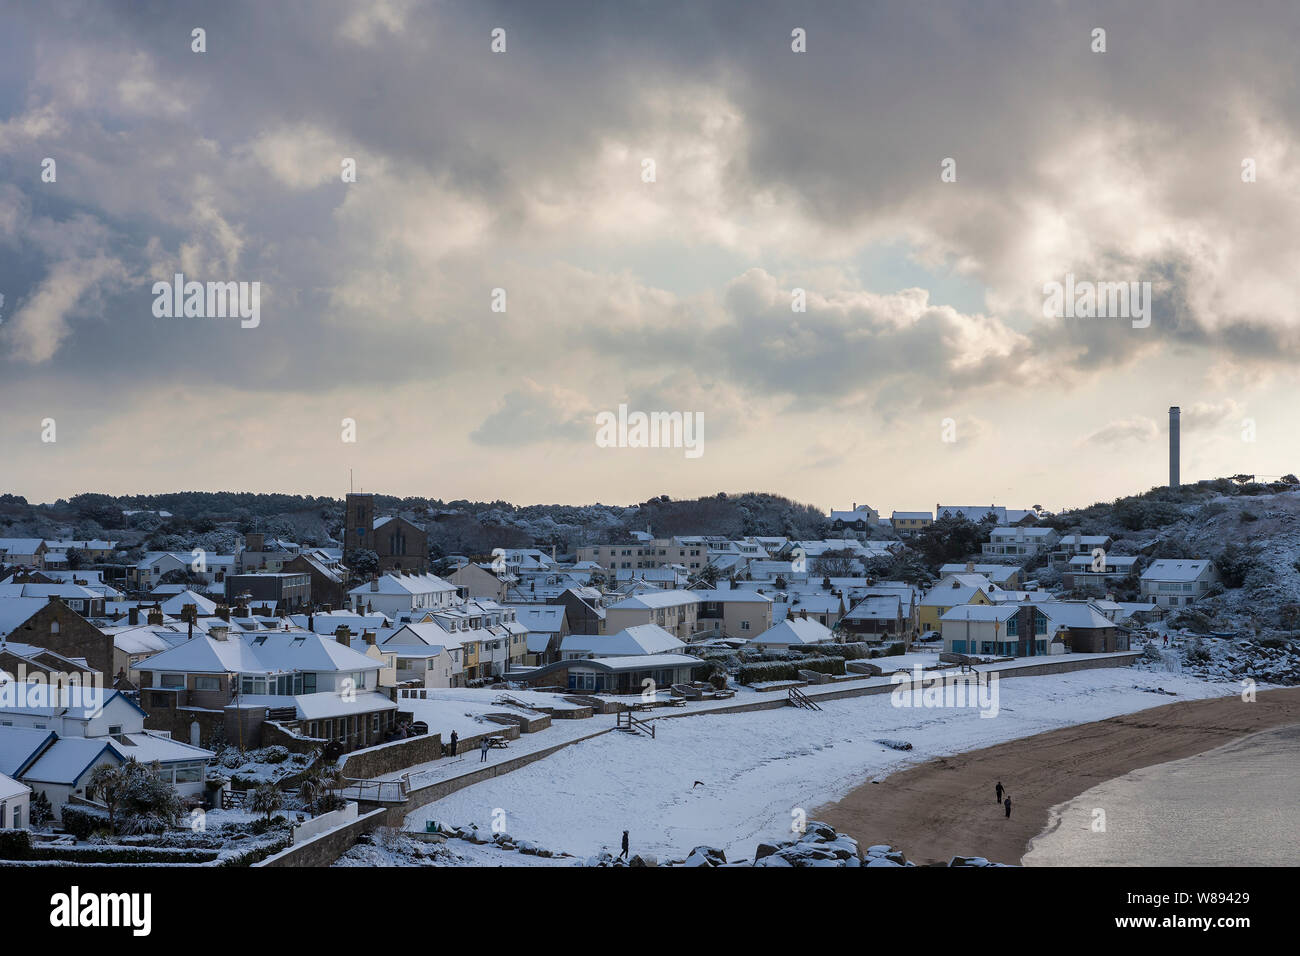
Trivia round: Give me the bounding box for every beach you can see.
[813,687,1300,865]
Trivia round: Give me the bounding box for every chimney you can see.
[335,625,352,645]
[128,606,139,626]
[1169,406,1181,489]
[363,630,376,646]
[965,560,974,572]
[216,605,231,621]
[210,625,230,642]
[245,532,265,553]
[187,618,193,640]
[307,612,315,631]
[370,575,379,591]
[147,604,164,625]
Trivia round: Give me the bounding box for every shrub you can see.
[59,804,112,840]
[0,828,33,859]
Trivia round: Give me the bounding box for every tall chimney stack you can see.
[1169,405,1181,489]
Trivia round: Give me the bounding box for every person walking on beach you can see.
[1004,794,1012,818]
[449,730,458,757]
[995,781,1004,804]
[620,830,630,860]
[480,737,490,763]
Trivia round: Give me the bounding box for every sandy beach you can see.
[813,686,1300,865]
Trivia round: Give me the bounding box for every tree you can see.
[696,564,720,587]
[812,549,859,577]
[87,759,182,834]
[344,549,379,579]
[30,790,53,828]
[250,782,285,822]
[65,547,85,570]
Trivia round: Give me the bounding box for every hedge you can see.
[793,642,871,660]
[738,656,845,685]
[59,804,112,840]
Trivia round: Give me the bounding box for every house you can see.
[0,771,29,829]
[224,572,311,612]
[771,592,846,629]
[349,572,459,617]
[560,624,685,660]
[510,605,569,665]
[43,539,120,563]
[134,625,397,752]
[517,653,705,693]
[751,617,836,652]
[447,562,510,603]
[381,622,463,688]
[0,582,106,617]
[691,587,773,640]
[1063,554,1142,592]
[343,494,428,573]
[0,597,117,681]
[838,594,909,646]
[938,563,1021,588]
[0,539,49,568]
[282,553,348,610]
[1053,534,1114,561]
[919,576,996,634]
[941,600,1130,656]
[890,511,933,535]
[935,505,1008,525]
[829,504,880,534]
[982,526,1059,558]
[1140,560,1218,607]
[604,590,701,641]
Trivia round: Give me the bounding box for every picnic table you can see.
[487,735,510,749]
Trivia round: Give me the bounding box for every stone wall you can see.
[255,807,388,868]
[338,732,443,779]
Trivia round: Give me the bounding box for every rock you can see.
[754,841,789,860]
[800,821,838,842]
[684,845,727,867]
[865,844,893,857]
[516,840,538,855]
[948,855,990,867]
[629,853,658,867]
[884,850,907,865]
[876,738,914,751]
[866,857,902,867]
[754,854,793,867]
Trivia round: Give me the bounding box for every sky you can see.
[2,0,1299,513]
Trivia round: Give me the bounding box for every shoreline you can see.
[812,686,1300,865]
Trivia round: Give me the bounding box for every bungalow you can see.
[560,624,684,660]
[1140,560,1218,608]
[517,653,705,694]
[751,617,836,652]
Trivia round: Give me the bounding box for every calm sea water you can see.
[1024,723,1300,866]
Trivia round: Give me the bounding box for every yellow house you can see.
[918,578,993,634]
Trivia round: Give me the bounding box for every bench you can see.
[487,736,510,750]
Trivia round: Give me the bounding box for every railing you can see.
[330,777,407,803]
[616,711,656,738]
[787,686,823,711]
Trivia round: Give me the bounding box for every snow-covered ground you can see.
[405,668,1241,862]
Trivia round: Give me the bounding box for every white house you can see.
[349,572,459,616]
[560,624,685,660]
[1139,560,1218,607]
[982,526,1059,557]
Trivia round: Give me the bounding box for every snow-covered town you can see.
[2,465,1298,869]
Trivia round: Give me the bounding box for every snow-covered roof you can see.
[348,573,457,597]
[0,598,56,638]
[607,589,699,611]
[561,624,685,657]
[509,605,567,634]
[753,617,835,646]
[565,654,704,671]
[0,727,57,777]
[1140,560,1214,582]
[22,736,122,785]
[939,605,1019,623]
[0,770,29,802]
[136,631,382,676]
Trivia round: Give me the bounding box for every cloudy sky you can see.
[3,0,1299,512]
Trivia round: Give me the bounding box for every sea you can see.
[1023,723,1300,866]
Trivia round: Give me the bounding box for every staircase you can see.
[787,686,823,711]
[616,710,656,738]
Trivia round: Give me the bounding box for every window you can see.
[161,674,185,688]
[174,763,202,784]
[109,724,123,737]
[195,676,220,692]
[740,621,750,631]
